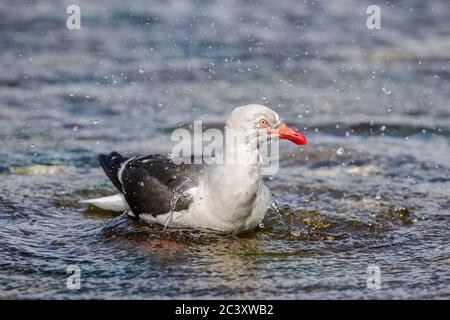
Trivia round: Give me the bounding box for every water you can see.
[0,0,449,299]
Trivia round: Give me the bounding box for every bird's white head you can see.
[225,104,307,146]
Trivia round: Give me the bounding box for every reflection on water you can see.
[0,0,449,299]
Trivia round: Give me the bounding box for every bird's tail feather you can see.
[79,194,128,212]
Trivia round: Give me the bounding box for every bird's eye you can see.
[259,119,269,128]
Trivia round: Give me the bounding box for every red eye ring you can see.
[259,119,269,128]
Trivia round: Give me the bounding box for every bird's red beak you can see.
[270,123,307,145]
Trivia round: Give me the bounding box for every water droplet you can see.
[382,87,392,95]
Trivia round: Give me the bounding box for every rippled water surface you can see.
[0,0,449,299]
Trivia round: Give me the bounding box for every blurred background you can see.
[0,0,449,299]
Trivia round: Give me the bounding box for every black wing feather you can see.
[98,152,129,192]
[99,152,205,217]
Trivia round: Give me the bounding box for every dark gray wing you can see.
[120,154,204,217]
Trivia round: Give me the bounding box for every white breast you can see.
[141,165,270,233]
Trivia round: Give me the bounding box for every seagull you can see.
[81,104,307,233]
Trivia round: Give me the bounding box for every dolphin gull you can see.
[81,104,307,233]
